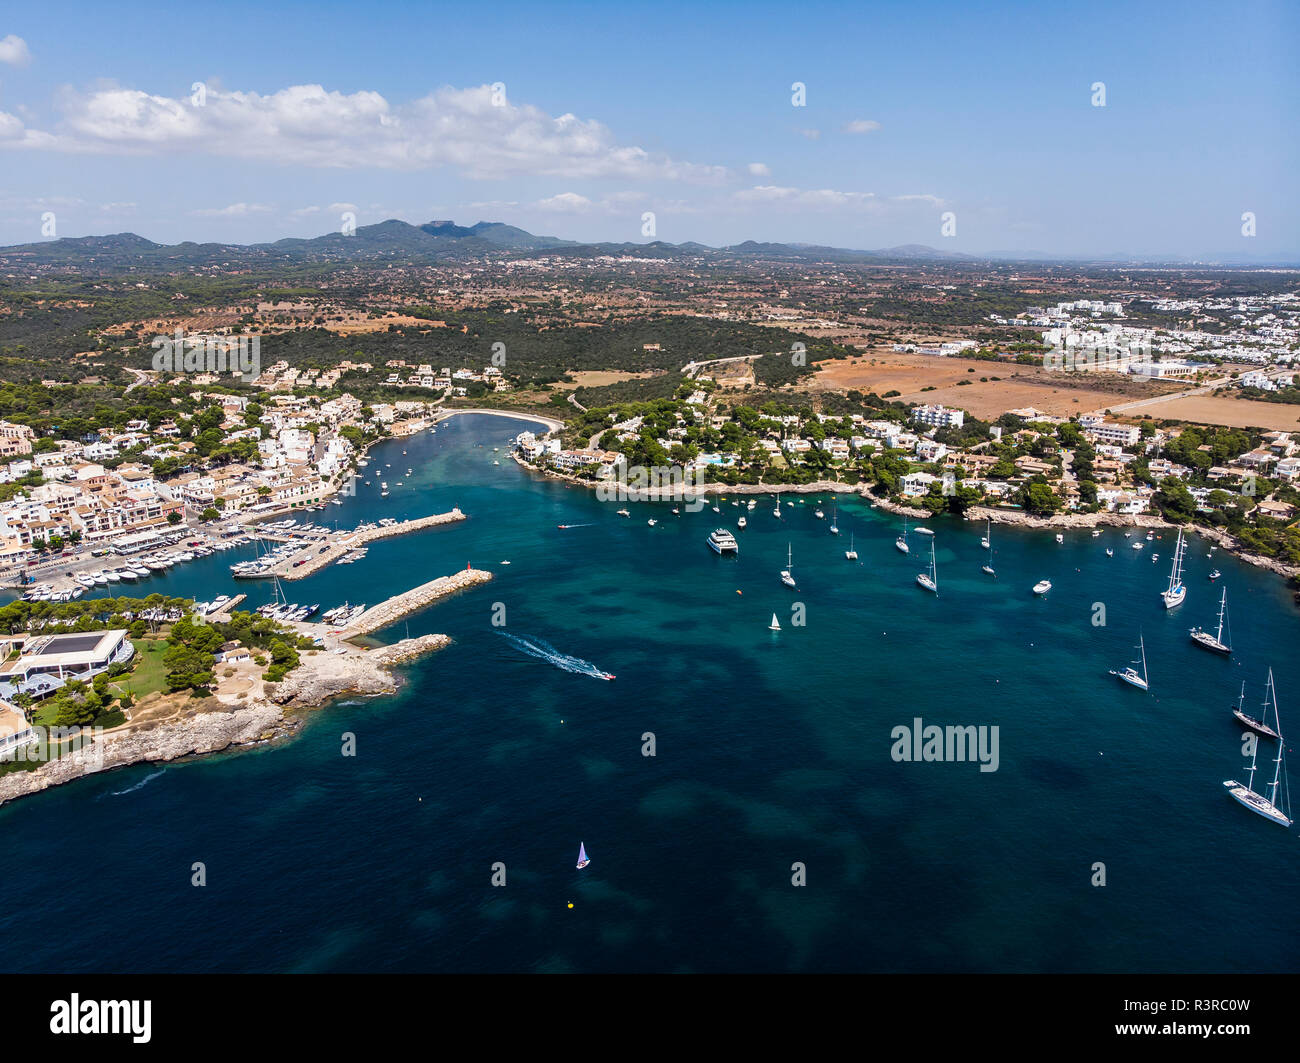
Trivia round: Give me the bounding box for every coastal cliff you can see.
[0,633,454,808]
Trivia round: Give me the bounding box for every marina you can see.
[2,412,1298,975]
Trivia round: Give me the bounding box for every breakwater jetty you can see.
[276,509,467,581]
[338,566,494,638]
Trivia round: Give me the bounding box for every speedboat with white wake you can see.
[497,632,615,681]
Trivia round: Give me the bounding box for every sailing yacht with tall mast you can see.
[915,538,937,594]
[780,543,796,588]
[773,493,782,519]
[829,501,839,535]
[1161,528,1187,609]
[980,518,990,550]
[1109,632,1149,690]
[1189,586,1231,655]
[844,528,858,561]
[895,517,910,554]
[1224,669,1292,827]
[1232,674,1285,741]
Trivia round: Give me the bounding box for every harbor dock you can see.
[336,566,493,638]
[270,509,468,581]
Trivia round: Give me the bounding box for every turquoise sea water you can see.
[1,413,1297,972]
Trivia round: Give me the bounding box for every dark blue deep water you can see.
[2,413,1297,972]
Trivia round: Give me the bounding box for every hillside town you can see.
[517,387,1300,562]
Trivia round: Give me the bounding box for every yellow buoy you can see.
[567,902,574,909]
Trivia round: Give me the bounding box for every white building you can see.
[911,404,965,430]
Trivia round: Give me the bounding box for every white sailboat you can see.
[1161,528,1187,609]
[768,612,781,631]
[576,842,591,869]
[981,523,995,576]
[1189,586,1231,655]
[980,518,990,550]
[895,517,910,554]
[845,530,858,561]
[780,543,796,588]
[1109,632,1149,690]
[1224,669,1292,827]
[773,493,782,519]
[829,502,839,535]
[915,538,937,594]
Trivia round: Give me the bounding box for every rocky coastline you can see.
[0,633,453,808]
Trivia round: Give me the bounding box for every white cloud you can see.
[892,193,946,207]
[734,185,876,209]
[797,128,821,140]
[0,35,31,67]
[13,82,729,184]
[844,119,882,134]
[536,192,594,213]
[747,162,770,176]
[189,202,273,217]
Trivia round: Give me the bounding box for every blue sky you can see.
[0,0,1296,257]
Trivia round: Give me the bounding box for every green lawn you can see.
[109,638,171,701]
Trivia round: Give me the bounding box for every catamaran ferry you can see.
[707,529,739,555]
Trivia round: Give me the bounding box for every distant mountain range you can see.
[0,220,1293,270]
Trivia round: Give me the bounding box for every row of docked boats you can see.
[255,601,322,622]
[319,602,367,625]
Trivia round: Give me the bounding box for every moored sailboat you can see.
[1189,586,1231,655]
[780,543,796,588]
[1161,529,1187,609]
[1109,632,1149,691]
[1232,674,1284,741]
[895,517,910,554]
[1223,669,1292,827]
[915,538,938,594]
[576,842,591,869]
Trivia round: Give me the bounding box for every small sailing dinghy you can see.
[1110,632,1149,691]
[576,842,591,869]
[768,612,781,631]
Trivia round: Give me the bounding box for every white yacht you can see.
[707,529,739,555]
[1161,529,1187,609]
[1032,579,1052,595]
[1224,669,1291,827]
[1109,632,1149,691]
[1190,587,1231,655]
[737,515,747,529]
[845,531,858,561]
[616,508,630,517]
[916,539,938,594]
[780,543,796,588]
[896,517,910,554]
